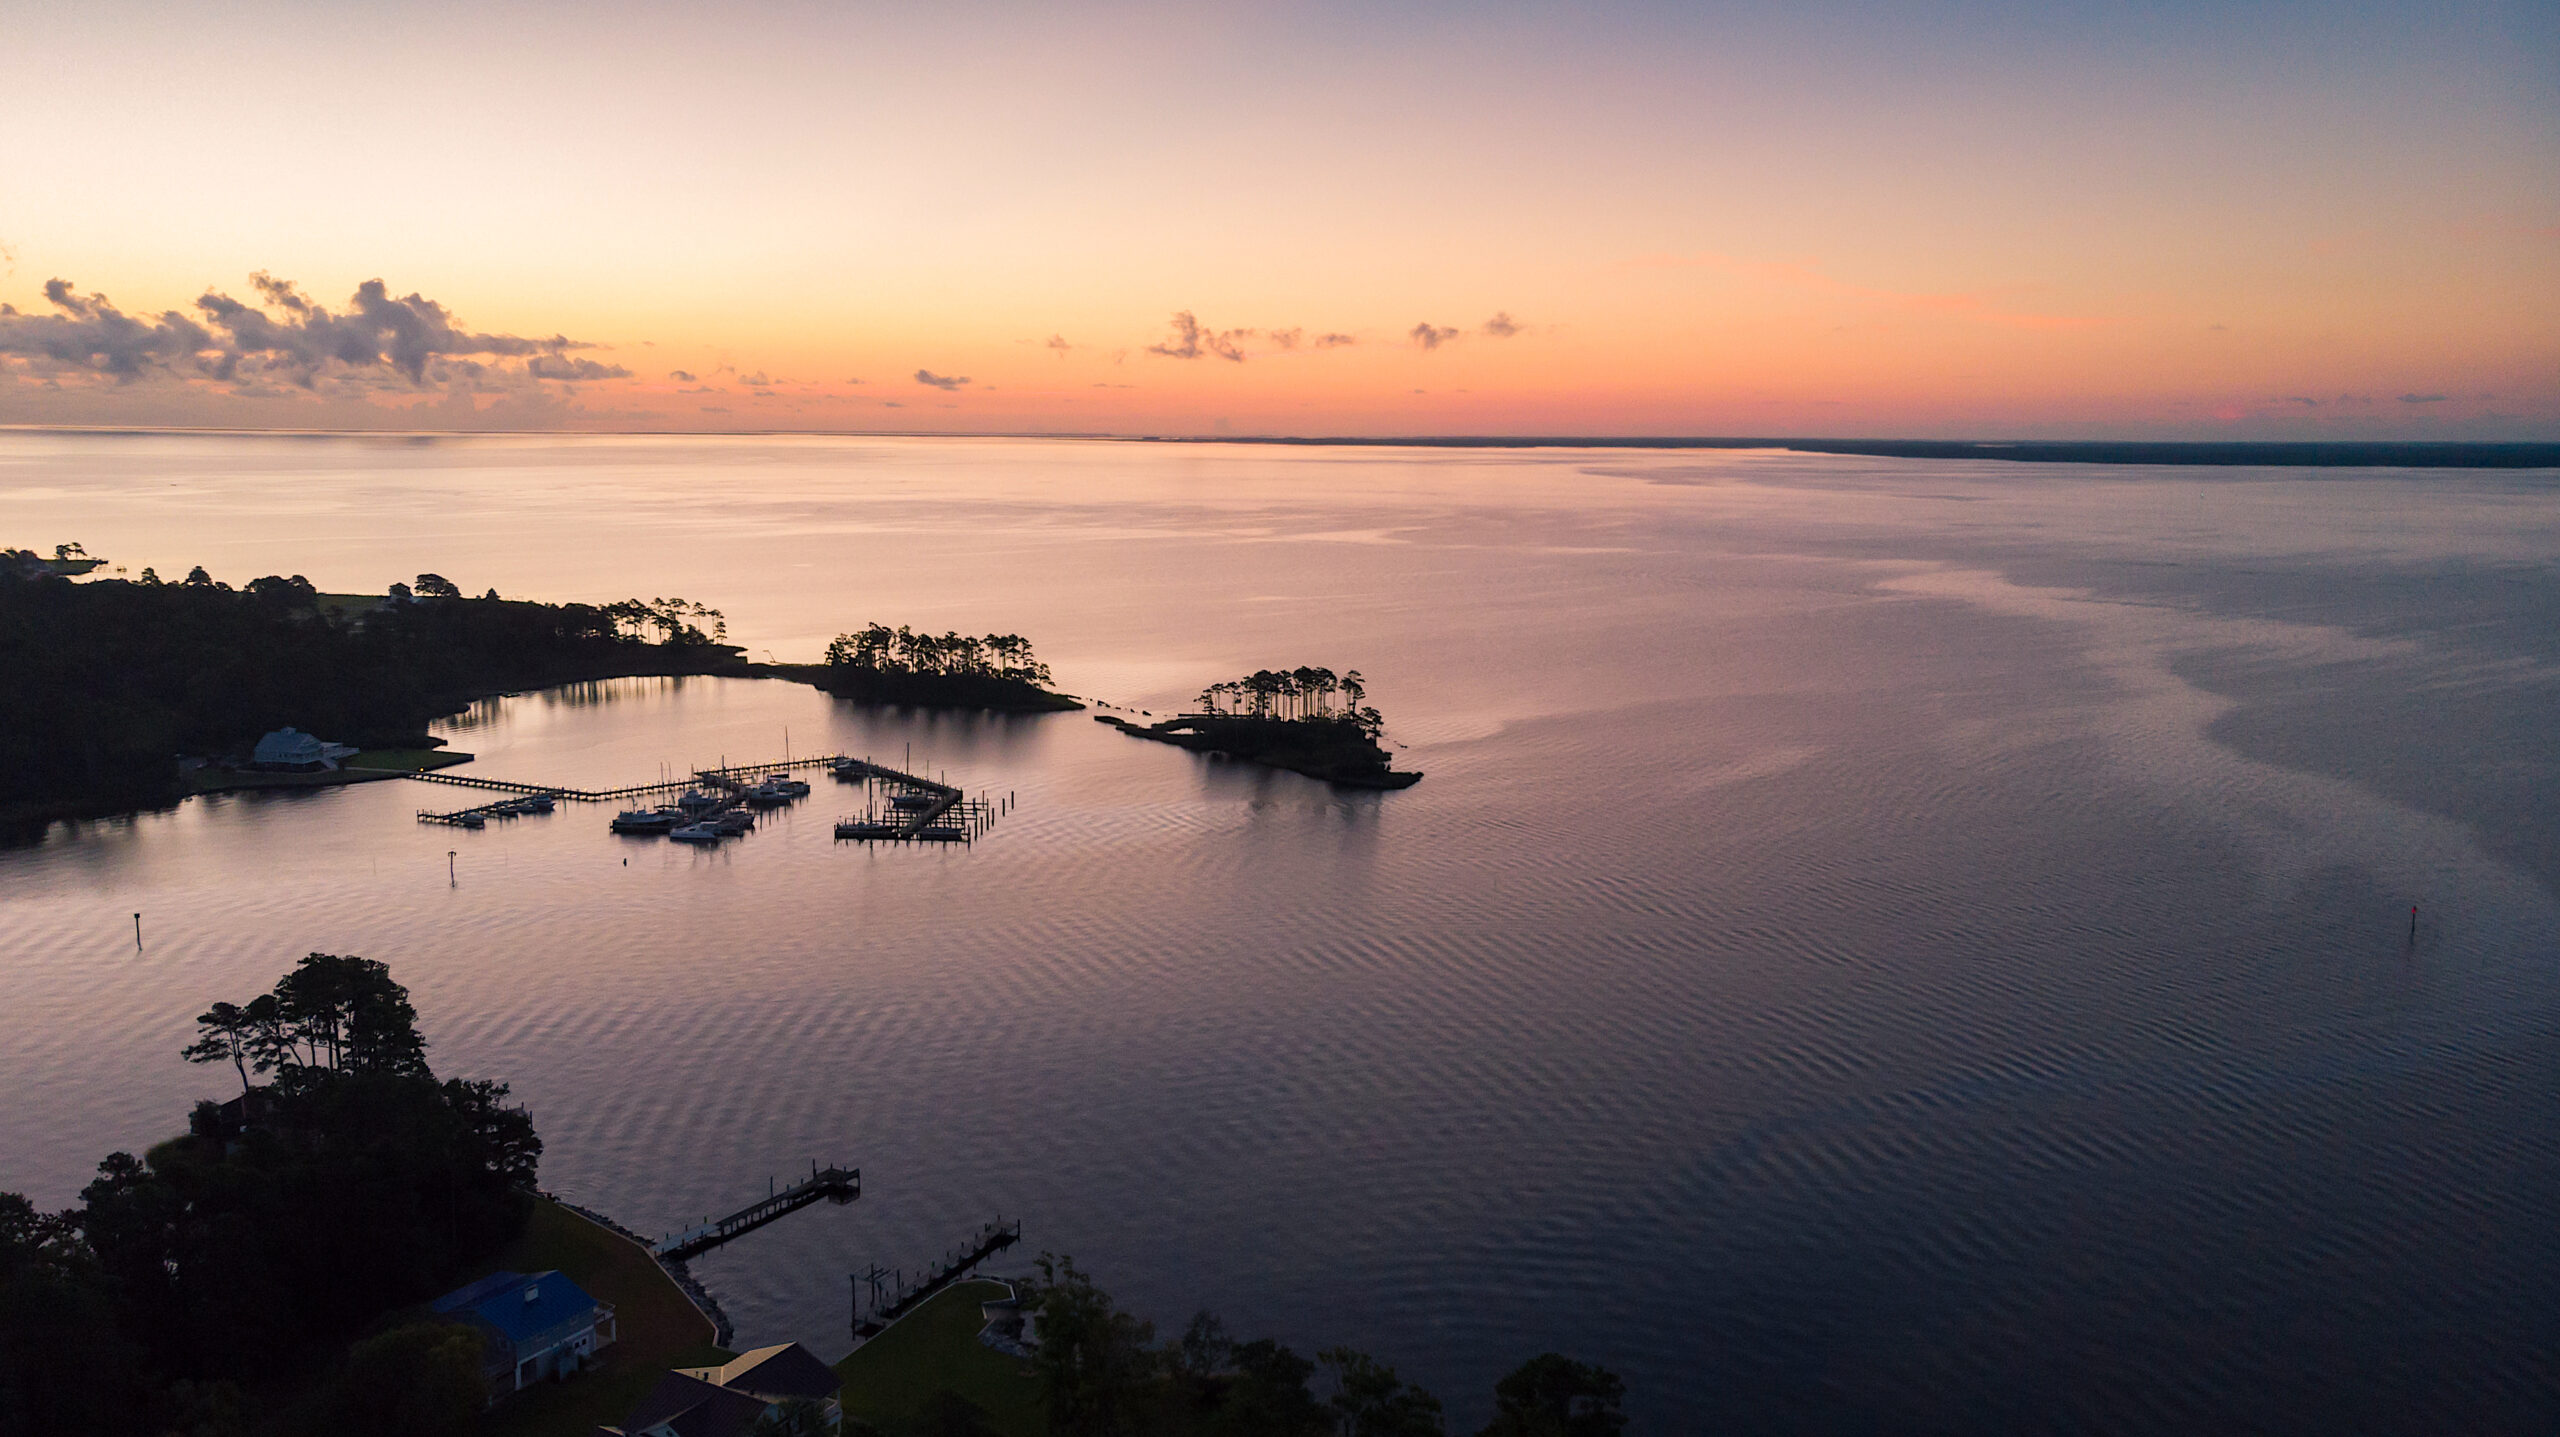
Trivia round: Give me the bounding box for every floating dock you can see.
[654,1161,861,1262]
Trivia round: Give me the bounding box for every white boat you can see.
[669,822,723,843]
[676,789,720,814]
[712,810,756,834]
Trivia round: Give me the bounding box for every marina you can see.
[404,751,1007,848]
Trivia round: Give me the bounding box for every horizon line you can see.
[1,423,2554,468]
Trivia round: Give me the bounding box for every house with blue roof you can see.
[431,1268,618,1397]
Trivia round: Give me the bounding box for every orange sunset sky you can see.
[2,0,2554,439]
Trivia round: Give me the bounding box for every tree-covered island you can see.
[780,623,1083,712]
[1099,667,1421,789]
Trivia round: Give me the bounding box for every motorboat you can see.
[834,819,901,839]
[888,792,942,811]
[745,782,793,808]
[610,807,683,833]
[676,789,720,814]
[669,822,723,843]
[831,759,869,781]
[514,793,557,814]
[915,825,967,842]
[771,776,812,798]
[712,810,756,835]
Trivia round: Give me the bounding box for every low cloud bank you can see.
[0,273,628,391]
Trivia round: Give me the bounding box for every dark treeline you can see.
[0,553,738,832]
[0,954,538,1437]
[1193,667,1380,736]
[814,622,1081,712]
[1011,1255,1622,1437]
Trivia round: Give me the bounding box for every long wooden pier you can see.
[850,1216,1024,1340]
[654,1161,861,1261]
[404,754,842,804]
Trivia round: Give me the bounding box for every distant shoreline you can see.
[4,425,2554,469]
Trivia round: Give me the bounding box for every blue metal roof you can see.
[431,1268,601,1347]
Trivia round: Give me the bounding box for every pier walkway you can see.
[850,1216,1024,1340]
[404,754,842,804]
[654,1161,861,1262]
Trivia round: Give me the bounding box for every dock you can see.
[831,759,999,844]
[850,1216,1024,1340]
[654,1161,861,1262]
[415,793,560,828]
[404,754,844,804]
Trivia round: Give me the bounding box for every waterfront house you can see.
[431,1269,617,1397]
[248,726,359,771]
[598,1342,844,1435]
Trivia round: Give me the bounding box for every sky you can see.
[0,0,2553,439]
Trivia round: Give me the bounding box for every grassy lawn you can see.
[836,1280,1043,1437]
[482,1199,731,1437]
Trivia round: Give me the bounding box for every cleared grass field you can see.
[836,1279,1043,1436]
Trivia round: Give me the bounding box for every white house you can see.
[249,727,360,772]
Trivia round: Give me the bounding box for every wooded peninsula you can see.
[0,552,1081,835]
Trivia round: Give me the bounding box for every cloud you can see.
[1315,332,1356,348]
[1410,322,1460,350]
[914,368,970,390]
[1266,328,1302,350]
[2398,392,2449,404]
[1482,312,1520,338]
[668,369,697,382]
[1045,334,1073,356]
[1147,310,1250,362]
[738,370,771,386]
[0,272,621,388]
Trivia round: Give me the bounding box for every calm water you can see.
[4,434,2558,1431]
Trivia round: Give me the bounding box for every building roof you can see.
[252,727,325,764]
[679,1342,841,1403]
[619,1371,771,1437]
[431,1269,605,1349]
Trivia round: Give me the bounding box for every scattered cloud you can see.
[738,370,771,386]
[1315,332,1356,349]
[1266,328,1302,350]
[2399,392,2449,404]
[668,369,697,382]
[0,273,627,388]
[1482,312,1520,338]
[1045,334,1072,357]
[914,368,970,390]
[1147,310,1250,362]
[1410,322,1460,350]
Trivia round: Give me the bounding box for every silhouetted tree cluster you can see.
[0,956,539,1436]
[0,558,740,832]
[1193,668,1382,737]
[826,623,1053,686]
[1022,1255,1623,1437]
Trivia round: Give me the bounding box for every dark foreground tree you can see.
[0,955,537,1437]
[1477,1354,1625,1437]
[313,1321,487,1437]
